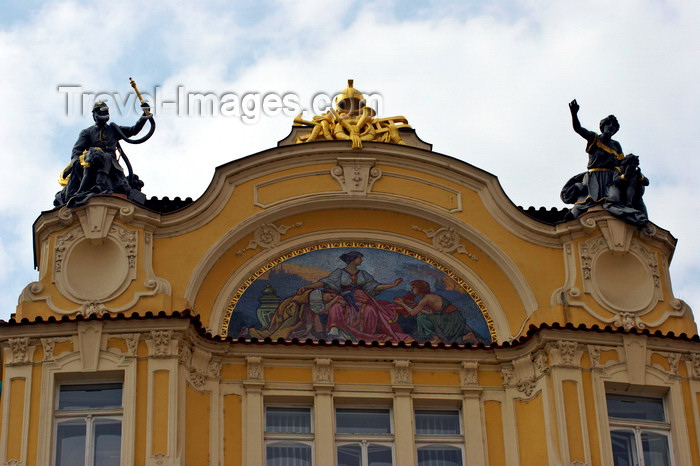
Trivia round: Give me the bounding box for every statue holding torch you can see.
[55,78,156,208]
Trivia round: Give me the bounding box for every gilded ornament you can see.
[294,80,411,149]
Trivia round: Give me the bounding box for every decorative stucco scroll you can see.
[500,354,542,399]
[236,222,303,256]
[183,347,221,391]
[411,225,478,261]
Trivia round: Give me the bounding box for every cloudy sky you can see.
[1,0,698,323]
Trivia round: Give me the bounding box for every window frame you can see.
[53,379,124,466]
[36,351,137,466]
[413,408,465,466]
[334,407,395,466]
[264,404,315,466]
[606,393,673,466]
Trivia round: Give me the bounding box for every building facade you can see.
[1,83,698,465]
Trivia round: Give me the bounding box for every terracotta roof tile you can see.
[2,312,698,347]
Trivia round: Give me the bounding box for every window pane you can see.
[367,443,393,465]
[606,395,665,422]
[266,407,311,433]
[56,420,86,466]
[266,441,312,466]
[415,410,461,435]
[610,430,637,466]
[417,445,463,466]
[337,444,362,466]
[642,432,671,466]
[58,383,123,410]
[93,419,121,466]
[336,409,391,434]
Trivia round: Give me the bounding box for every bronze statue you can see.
[616,153,649,217]
[55,79,155,208]
[561,100,648,227]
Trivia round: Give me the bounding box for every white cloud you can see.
[1,0,698,321]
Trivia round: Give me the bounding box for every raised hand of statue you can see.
[569,99,580,115]
[140,102,153,117]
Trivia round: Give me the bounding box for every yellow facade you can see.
[1,89,699,465]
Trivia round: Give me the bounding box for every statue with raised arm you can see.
[55,78,156,208]
[561,99,648,227]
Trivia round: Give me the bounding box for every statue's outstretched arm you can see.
[119,103,153,138]
[569,99,594,141]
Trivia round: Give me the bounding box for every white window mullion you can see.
[85,414,95,466]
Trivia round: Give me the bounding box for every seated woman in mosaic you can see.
[296,251,412,343]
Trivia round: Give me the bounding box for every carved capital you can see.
[533,350,549,375]
[41,338,57,361]
[689,353,700,379]
[666,352,680,376]
[588,345,602,368]
[313,358,333,385]
[7,337,30,365]
[461,361,479,387]
[123,333,140,356]
[107,333,140,357]
[178,343,192,366]
[149,330,174,357]
[246,356,263,382]
[551,340,581,367]
[209,360,222,378]
[501,365,516,386]
[392,360,412,386]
